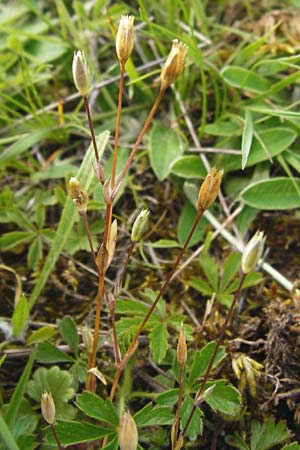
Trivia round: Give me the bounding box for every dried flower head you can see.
[197,168,223,212]
[41,391,55,425]
[69,177,89,212]
[131,209,150,242]
[116,15,135,64]
[118,410,138,450]
[160,39,188,90]
[242,230,266,274]
[72,50,90,96]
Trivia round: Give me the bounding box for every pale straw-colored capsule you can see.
[160,39,188,90]
[131,209,150,242]
[118,410,138,450]
[82,326,93,353]
[41,391,56,425]
[69,177,89,212]
[72,50,90,96]
[176,322,187,366]
[242,231,266,274]
[116,15,135,64]
[197,168,223,212]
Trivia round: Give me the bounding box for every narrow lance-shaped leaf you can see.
[241,110,253,170]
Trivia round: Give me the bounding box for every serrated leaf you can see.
[26,326,55,345]
[134,403,174,427]
[149,323,168,363]
[250,419,290,450]
[190,277,214,296]
[242,110,253,170]
[180,395,203,440]
[149,124,183,180]
[205,380,241,416]
[188,342,226,387]
[156,389,179,406]
[76,392,119,426]
[240,178,300,210]
[46,420,111,445]
[12,294,29,338]
[58,316,79,357]
[27,366,75,420]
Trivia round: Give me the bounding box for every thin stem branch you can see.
[111,87,166,200]
[83,95,99,162]
[80,210,96,265]
[109,209,204,401]
[178,273,247,443]
[50,424,63,450]
[111,63,125,189]
[173,364,184,448]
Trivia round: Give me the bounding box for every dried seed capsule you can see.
[241,231,266,274]
[72,50,90,96]
[118,411,138,450]
[82,326,93,353]
[176,323,187,366]
[131,209,150,242]
[116,15,135,64]
[41,391,56,425]
[160,39,188,90]
[69,177,89,212]
[197,168,223,212]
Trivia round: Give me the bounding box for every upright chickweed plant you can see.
[29,15,266,450]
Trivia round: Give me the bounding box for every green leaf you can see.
[149,124,183,180]
[200,254,218,291]
[102,435,118,450]
[223,128,297,172]
[46,420,111,445]
[0,130,51,165]
[76,392,119,426]
[171,155,206,179]
[35,342,74,363]
[5,351,35,427]
[27,366,75,420]
[134,403,174,427]
[156,389,179,406]
[26,325,55,345]
[0,231,34,250]
[29,131,109,310]
[219,253,241,293]
[226,433,250,450]
[240,178,300,210]
[221,66,271,93]
[147,239,180,248]
[180,395,203,440]
[116,299,151,317]
[188,342,226,387]
[205,380,241,416]
[0,415,20,450]
[27,237,42,271]
[12,294,29,338]
[177,202,206,247]
[250,419,290,450]
[281,444,300,450]
[241,110,253,170]
[58,316,79,357]
[190,277,213,296]
[149,323,168,363]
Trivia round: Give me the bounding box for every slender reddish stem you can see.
[178,273,246,443]
[111,88,165,200]
[50,424,63,450]
[109,209,204,400]
[83,95,99,162]
[111,62,125,189]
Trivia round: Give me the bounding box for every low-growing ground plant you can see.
[1,2,300,450]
